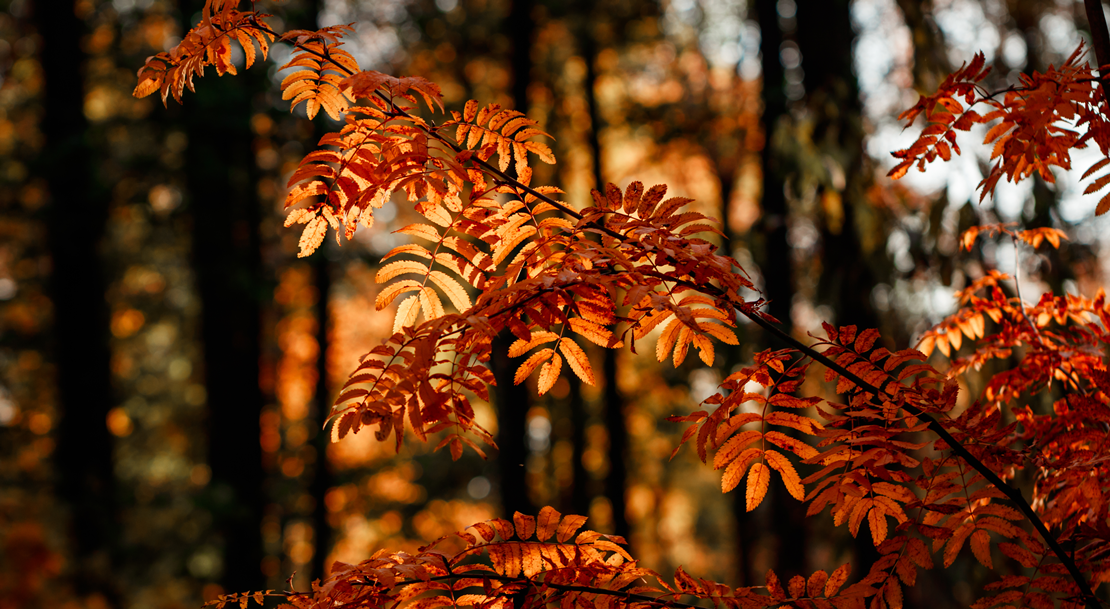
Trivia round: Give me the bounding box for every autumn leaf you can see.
[746,462,771,511]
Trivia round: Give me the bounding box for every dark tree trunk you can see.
[794,0,880,574]
[492,334,534,518]
[491,0,539,521]
[755,0,793,332]
[568,374,590,517]
[300,0,334,583]
[37,1,120,604]
[310,253,333,580]
[731,0,801,587]
[580,17,630,542]
[182,0,266,590]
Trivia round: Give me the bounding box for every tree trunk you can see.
[38,1,121,604]
[580,16,630,542]
[310,252,333,581]
[794,0,880,574]
[182,0,266,589]
[491,0,539,521]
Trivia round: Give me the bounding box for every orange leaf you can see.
[807,570,828,598]
[513,512,536,540]
[558,338,596,385]
[764,449,804,501]
[746,462,771,511]
[537,353,563,395]
[825,563,851,597]
[971,529,993,569]
[721,448,761,493]
[555,514,588,543]
[514,348,554,385]
[868,505,888,544]
[536,506,561,541]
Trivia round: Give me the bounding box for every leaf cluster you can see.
[137,4,1110,609]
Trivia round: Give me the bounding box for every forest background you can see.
[2,0,1110,608]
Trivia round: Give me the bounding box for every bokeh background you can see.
[2,0,1110,608]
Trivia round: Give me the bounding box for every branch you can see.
[736,303,1100,609]
[1085,0,1110,106]
[253,20,1099,604]
[352,572,737,609]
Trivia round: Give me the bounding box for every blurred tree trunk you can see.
[794,0,881,573]
[493,0,537,520]
[299,0,334,583]
[37,1,121,604]
[310,252,332,580]
[580,15,630,542]
[735,0,804,586]
[181,0,266,592]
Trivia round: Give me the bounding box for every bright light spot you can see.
[467,476,491,499]
[1001,32,1027,69]
[527,414,551,452]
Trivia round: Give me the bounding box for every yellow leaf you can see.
[428,270,472,312]
[555,514,588,543]
[422,203,453,227]
[672,325,692,366]
[463,99,478,122]
[393,295,421,334]
[537,353,563,395]
[557,338,595,385]
[397,223,443,242]
[418,286,444,320]
[376,260,430,283]
[376,279,423,310]
[746,461,771,511]
[298,215,328,257]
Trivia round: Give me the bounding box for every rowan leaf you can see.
[515,349,554,385]
[746,462,771,511]
[558,338,596,385]
[393,295,421,334]
[825,562,851,597]
[537,353,563,395]
[536,506,561,541]
[513,512,536,540]
[721,448,761,493]
[764,449,804,501]
[970,529,993,569]
[556,514,588,543]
